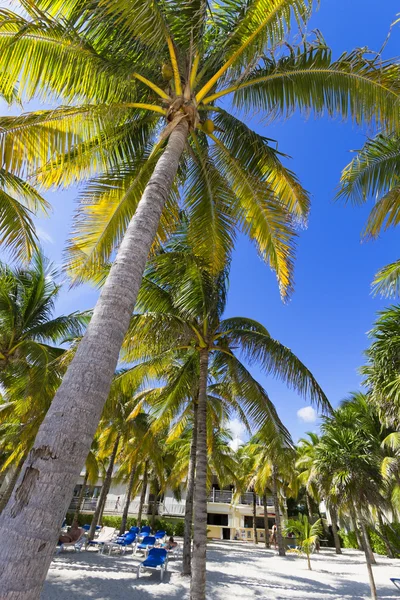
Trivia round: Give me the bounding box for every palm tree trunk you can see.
[0,119,189,600]
[137,462,149,530]
[357,509,378,600]
[306,551,312,571]
[272,465,285,557]
[263,493,270,548]
[88,436,120,541]
[183,400,198,576]
[119,465,136,535]
[150,484,159,530]
[0,457,25,515]
[306,492,313,521]
[377,510,394,558]
[252,491,258,544]
[190,349,209,600]
[329,505,342,555]
[72,471,89,526]
[349,502,364,550]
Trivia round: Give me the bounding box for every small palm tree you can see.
[285,513,323,570]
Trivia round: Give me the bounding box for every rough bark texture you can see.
[0,119,189,600]
[350,503,364,551]
[190,350,209,600]
[0,458,25,516]
[150,485,159,530]
[137,464,148,530]
[329,505,342,555]
[182,400,198,576]
[272,466,285,556]
[72,471,89,526]
[252,491,258,545]
[306,492,313,521]
[119,465,136,535]
[89,436,120,541]
[263,493,270,548]
[359,516,378,600]
[377,511,394,558]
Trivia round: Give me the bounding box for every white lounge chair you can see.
[88,527,117,552]
[57,531,87,554]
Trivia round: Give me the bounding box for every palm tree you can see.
[285,513,323,570]
[296,432,339,551]
[362,305,400,427]
[340,134,400,296]
[247,421,296,556]
[0,252,89,385]
[1,3,398,596]
[120,242,329,594]
[314,398,388,600]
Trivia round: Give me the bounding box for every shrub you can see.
[338,530,358,549]
[173,520,185,537]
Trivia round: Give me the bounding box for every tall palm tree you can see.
[120,242,329,594]
[314,398,387,600]
[1,3,398,596]
[247,421,296,556]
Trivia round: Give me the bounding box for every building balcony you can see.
[207,490,274,506]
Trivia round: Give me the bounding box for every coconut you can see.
[202,119,215,134]
[161,63,173,81]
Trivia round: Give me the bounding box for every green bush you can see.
[173,520,185,537]
[338,530,358,549]
[369,523,400,558]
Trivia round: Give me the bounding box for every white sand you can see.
[41,541,400,599]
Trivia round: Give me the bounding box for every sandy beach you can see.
[41,541,400,599]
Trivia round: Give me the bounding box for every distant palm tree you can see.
[1,3,398,594]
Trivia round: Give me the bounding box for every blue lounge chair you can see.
[134,535,156,556]
[104,532,137,555]
[129,526,140,535]
[391,578,400,591]
[139,525,151,536]
[137,548,168,581]
[154,530,166,541]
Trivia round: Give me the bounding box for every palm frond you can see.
[372,260,400,298]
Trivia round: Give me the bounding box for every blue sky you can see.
[2,0,399,443]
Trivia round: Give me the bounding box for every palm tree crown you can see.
[1,1,400,297]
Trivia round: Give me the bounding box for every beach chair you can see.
[88,526,116,551]
[57,531,87,554]
[129,526,140,535]
[137,548,168,581]
[104,532,137,555]
[391,578,400,591]
[154,530,166,542]
[134,535,156,556]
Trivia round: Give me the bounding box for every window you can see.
[244,516,273,529]
[207,513,228,526]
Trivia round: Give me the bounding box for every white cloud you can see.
[227,418,246,451]
[36,227,54,244]
[297,406,317,423]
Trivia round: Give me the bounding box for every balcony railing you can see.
[206,490,274,506]
[68,497,98,511]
